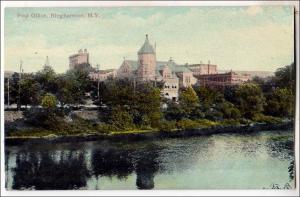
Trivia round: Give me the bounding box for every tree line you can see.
[4,62,295,132]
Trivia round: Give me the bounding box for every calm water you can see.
[5,130,295,190]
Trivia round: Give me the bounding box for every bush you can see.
[110,106,134,131]
[157,120,176,132]
[176,119,200,130]
[95,123,116,134]
[252,113,282,124]
[24,107,65,129]
[195,119,220,127]
[220,119,240,126]
[205,109,223,121]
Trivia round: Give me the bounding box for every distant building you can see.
[69,49,90,69]
[186,63,217,76]
[196,71,251,88]
[117,35,197,101]
[89,69,117,81]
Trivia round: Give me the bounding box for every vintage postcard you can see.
[1,1,299,196]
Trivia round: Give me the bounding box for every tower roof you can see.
[138,34,155,55]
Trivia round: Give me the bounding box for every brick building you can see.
[69,49,89,69]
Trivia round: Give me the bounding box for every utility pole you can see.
[7,77,10,108]
[133,77,136,96]
[17,60,23,110]
[96,64,100,107]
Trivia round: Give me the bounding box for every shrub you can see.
[157,120,176,132]
[195,119,220,127]
[252,113,282,124]
[220,119,240,126]
[205,109,223,121]
[24,107,65,129]
[176,119,200,130]
[110,106,134,130]
[41,93,57,109]
[95,123,116,134]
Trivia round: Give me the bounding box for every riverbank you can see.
[5,120,294,145]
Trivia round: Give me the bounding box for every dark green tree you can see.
[235,83,265,119]
[265,88,294,117]
[179,87,200,117]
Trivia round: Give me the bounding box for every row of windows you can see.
[165,85,177,89]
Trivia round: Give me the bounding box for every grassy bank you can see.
[6,114,286,139]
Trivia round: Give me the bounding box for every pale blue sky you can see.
[5,6,294,73]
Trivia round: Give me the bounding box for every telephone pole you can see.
[7,78,10,108]
[96,64,100,107]
[17,60,23,110]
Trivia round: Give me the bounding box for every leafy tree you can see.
[179,87,200,117]
[20,74,41,107]
[64,69,92,105]
[274,62,295,91]
[223,86,238,104]
[134,83,162,126]
[41,93,57,109]
[97,79,162,128]
[235,83,265,119]
[164,101,185,121]
[35,66,58,95]
[194,86,224,110]
[217,101,241,119]
[265,88,294,117]
[109,105,134,130]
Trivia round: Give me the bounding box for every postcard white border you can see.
[1,1,299,196]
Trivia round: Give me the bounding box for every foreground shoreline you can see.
[5,121,294,145]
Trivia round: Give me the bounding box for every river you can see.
[5,129,295,190]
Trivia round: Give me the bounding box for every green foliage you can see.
[195,119,220,127]
[204,109,224,121]
[252,114,282,124]
[97,79,162,128]
[179,87,200,117]
[24,107,65,129]
[236,83,265,119]
[265,88,294,117]
[218,101,241,119]
[164,101,185,121]
[274,63,295,91]
[20,74,41,106]
[109,105,134,131]
[219,119,240,126]
[35,66,58,94]
[194,86,224,110]
[41,93,57,109]
[157,120,177,132]
[176,119,200,130]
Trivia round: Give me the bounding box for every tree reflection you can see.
[91,147,134,180]
[12,150,90,190]
[91,144,160,189]
[135,149,159,189]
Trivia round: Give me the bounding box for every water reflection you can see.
[12,151,90,190]
[6,130,295,190]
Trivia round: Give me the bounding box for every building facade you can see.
[196,71,251,88]
[186,63,218,76]
[89,69,117,81]
[116,35,197,101]
[69,49,89,69]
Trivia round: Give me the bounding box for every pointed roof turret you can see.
[138,34,155,55]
